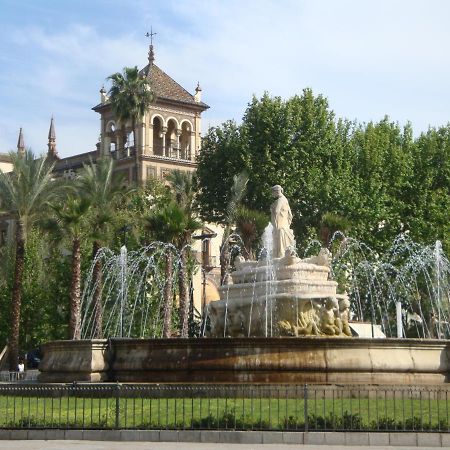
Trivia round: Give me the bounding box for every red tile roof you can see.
[144,64,207,108]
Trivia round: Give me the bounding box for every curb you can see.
[0,429,449,446]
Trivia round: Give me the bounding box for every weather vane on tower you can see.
[145,27,157,65]
[145,27,157,46]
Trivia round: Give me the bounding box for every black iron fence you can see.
[0,383,449,432]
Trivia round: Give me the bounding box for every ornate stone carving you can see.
[321,297,341,335]
[338,297,352,336]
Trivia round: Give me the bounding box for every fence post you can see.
[115,382,121,429]
[304,384,308,432]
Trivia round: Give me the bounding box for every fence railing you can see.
[0,383,449,432]
[0,371,39,383]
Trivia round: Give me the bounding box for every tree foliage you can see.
[196,89,450,254]
[107,66,153,138]
[0,150,63,369]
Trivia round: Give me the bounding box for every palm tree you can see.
[146,201,201,338]
[77,158,128,338]
[107,66,153,182]
[166,170,199,337]
[43,196,91,339]
[0,150,61,370]
[235,206,269,260]
[220,172,248,284]
[167,170,196,214]
[319,212,352,247]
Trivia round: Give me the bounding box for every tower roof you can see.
[93,54,209,112]
[142,63,208,108]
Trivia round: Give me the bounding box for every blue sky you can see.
[1,0,450,157]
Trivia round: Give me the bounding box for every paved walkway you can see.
[0,443,443,450]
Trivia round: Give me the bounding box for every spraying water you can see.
[329,233,450,339]
[261,223,276,336]
[78,232,450,340]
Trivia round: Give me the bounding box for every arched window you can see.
[105,121,117,157]
[165,119,177,157]
[152,117,163,156]
[180,121,192,160]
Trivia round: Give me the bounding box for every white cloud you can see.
[2,0,450,156]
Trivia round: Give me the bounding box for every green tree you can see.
[77,158,128,338]
[166,170,200,337]
[407,125,450,253]
[43,196,91,339]
[242,90,344,247]
[0,229,73,352]
[197,90,344,250]
[219,172,248,283]
[107,66,153,183]
[0,151,61,370]
[346,118,413,250]
[196,91,424,255]
[146,201,201,338]
[235,206,269,260]
[196,121,247,224]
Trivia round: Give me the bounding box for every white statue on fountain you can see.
[206,183,351,338]
[270,185,296,258]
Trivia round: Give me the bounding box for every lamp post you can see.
[192,231,217,318]
[117,225,131,247]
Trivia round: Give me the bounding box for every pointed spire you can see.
[48,116,56,140]
[17,127,25,156]
[47,116,58,159]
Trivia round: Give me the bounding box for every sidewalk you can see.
[0,443,444,450]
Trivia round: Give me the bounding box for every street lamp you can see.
[117,225,131,247]
[192,231,217,316]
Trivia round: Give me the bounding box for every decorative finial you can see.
[145,27,157,65]
[194,82,202,102]
[17,127,25,156]
[47,116,58,159]
[100,85,107,103]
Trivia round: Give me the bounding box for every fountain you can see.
[207,238,349,338]
[207,184,351,338]
[39,185,450,384]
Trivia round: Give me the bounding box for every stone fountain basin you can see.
[218,279,338,300]
[39,337,450,385]
[231,262,330,284]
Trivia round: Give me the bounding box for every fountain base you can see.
[39,337,450,385]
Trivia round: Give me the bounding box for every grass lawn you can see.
[0,393,449,431]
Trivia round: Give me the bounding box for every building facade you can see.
[0,154,13,173]
[2,43,223,314]
[55,43,209,184]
